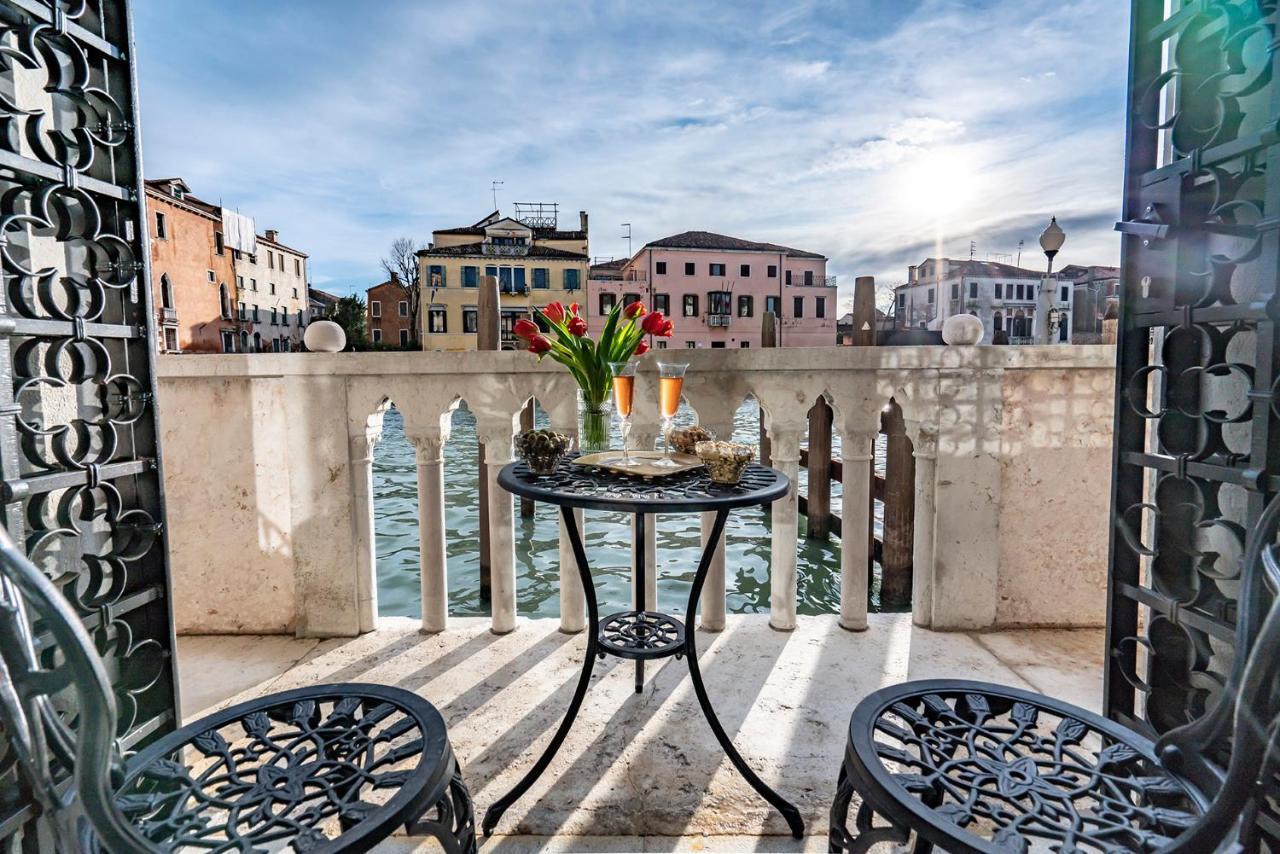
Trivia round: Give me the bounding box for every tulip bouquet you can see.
[515,299,673,451]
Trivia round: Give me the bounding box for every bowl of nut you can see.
[694,440,755,485]
[514,429,573,475]
[669,425,715,455]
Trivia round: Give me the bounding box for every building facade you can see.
[232,229,309,352]
[892,258,1073,345]
[366,276,418,347]
[414,208,589,350]
[1061,265,1121,344]
[588,231,835,349]
[146,178,238,353]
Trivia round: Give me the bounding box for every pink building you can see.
[588,231,835,349]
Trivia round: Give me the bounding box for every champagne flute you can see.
[609,361,637,466]
[654,362,688,467]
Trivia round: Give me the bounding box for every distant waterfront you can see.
[373,402,892,620]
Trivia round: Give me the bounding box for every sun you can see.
[895,148,981,221]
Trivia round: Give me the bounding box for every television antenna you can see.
[621,223,632,257]
[490,180,504,212]
[1016,239,1025,268]
[969,241,977,260]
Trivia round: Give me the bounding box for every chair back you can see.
[0,527,153,852]
[1158,492,1280,850]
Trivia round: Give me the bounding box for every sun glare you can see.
[896,149,980,221]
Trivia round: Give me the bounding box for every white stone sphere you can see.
[942,313,984,346]
[303,319,346,353]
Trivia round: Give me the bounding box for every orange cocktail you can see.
[609,361,638,466]
[655,362,689,467]
[613,373,635,417]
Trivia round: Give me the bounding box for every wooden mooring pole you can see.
[519,401,535,517]
[880,400,914,607]
[476,274,500,602]
[805,397,833,540]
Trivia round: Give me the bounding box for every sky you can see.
[133,0,1131,309]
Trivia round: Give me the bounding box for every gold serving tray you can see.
[573,450,704,478]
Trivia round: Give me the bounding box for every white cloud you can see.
[783,60,831,80]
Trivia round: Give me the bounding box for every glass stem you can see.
[621,417,631,465]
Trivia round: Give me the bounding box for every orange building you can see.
[366,276,419,347]
[146,178,238,353]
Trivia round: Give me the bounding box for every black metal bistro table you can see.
[481,453,804,839]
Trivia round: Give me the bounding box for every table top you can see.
[498,453,789,514]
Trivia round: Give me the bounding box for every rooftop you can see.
[418,242,589,259]
[643,230,826,259]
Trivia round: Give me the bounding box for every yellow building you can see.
[415,206,589,350]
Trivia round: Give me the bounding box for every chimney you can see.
[579,210,588,233]
[264,229,278,242]
[908,265,917,283]
[390,271,400,284]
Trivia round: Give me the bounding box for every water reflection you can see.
[373,400,893,619]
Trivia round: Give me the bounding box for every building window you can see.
[160,274,173,309]
[533,267,549,289]
[969,281,978,299]
[155,211,167,239]
[1060,285,1070,302]
[237,275,244,291]
[897,292,906,309]
[707,291,731,315]
[373,328,383,344]
[463,308,478,333]
[164,327,178,351]
[951,283,959,300]
[740,341,750,347]
[398,301,408,317]
[269,282,276,295]
[295,259,301,276]
[250,278,257,291]
[740,264,750,277]
[816,296,826,318]
[293,287,298,299]
[709,263,725,276]
[599,292,616,314]
[268,252,275,270]
[564,268,580,291]
[654,293,670,314]
[765,295,780,315]
[684,262,695,275]
[400,329,410,346]
[270,308,278,326]
[686,341,697,348]
[221,330,235,352]
[656,340,667,349]
[656,261,667,275]
[995,283,1003,299]
[927,289,935,304]
[463,266,479,287]
[785,270,792,285]
[215,231,225,255]
[1016,284,1025,300]
[683,294,699,316]
[428,307,447,333]
[623,292,641,311]
[767,264,777,278]
[219,283,231,319]
[371,301,381,318]
[428,265,445,287]
[238,301,246,321]
[993,312,1003,333]
[206,269,215,283]
[252,305,260,322]
[793,296,804,318]
[738,295,753,317]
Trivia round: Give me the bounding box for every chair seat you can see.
[842,680,1211,853]
[112,683,471,853]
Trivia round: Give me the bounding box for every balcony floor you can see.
[178,614,1103,852]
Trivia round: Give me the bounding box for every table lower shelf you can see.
[597,610,686,661]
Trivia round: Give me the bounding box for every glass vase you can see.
[578,390,609,453]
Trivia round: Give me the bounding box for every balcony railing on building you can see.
[786,274,837,287]
[161,307,178,323]
[707,313,731,327]
[482,243,530,257]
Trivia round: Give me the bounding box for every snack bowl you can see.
[694,440,754,485]
[669,425,715,455]
[515,429,572,474]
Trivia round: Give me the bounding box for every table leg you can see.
[481,505,601,837]
[634,512,646,694]
[683,508,805,839]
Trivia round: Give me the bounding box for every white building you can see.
[233,229,310,352]
[892,258,1073,344]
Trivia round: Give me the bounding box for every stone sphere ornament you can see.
[942,313,984,346]
[303,320,346,353]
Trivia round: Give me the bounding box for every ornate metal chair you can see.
[829,493,1280,853]
[0,530,476,853]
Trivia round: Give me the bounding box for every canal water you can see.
[374,400,891,620]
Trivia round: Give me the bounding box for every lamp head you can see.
[1039,216,1066,260]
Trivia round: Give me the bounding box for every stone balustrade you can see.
[156,345,1116,638]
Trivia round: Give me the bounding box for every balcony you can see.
[483,243,529,257]
[707,313,731,327]
[156,345,1114,847]
[161,306,178,323]
[787,274,837,287]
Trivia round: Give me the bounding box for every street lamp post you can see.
[1038,216,1066,344]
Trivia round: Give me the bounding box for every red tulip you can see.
[641,311,666,335]
[528,335,552,355]
[568,302,581,317]
[513,318,539,340]
[634,340,650,355]
[567,316,588,337]
[544,302,566,324]
[659,320,673,337]
[624,301,646,319]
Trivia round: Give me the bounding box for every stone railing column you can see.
[697,418,735,632]
[767,427,803,631]
[839,431,877,631]
[483,436,517,634]
[408,432,449,633]
[347,429,380,634]
[910,424,938,628]
[559,508,585,633]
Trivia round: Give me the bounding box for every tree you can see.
[332,295,370,351]
[380,237,425,348]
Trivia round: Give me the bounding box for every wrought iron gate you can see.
[1109,0,1279,842]
[0,0,177,845]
